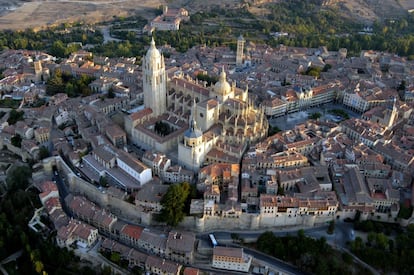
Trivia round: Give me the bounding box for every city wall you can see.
[43,156,142,224]
[39,156,411,232]
[0,140,31,162]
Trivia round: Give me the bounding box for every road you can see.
[99,25,121,44]
[0,250,23,275]
[199,222,369,275]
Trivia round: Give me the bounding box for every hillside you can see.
[0,0,413,30]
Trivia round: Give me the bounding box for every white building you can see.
[212,246,252,273]
[116,150,152,185]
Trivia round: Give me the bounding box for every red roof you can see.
[183,267,199,275]
[39,181,58,193]
[120,224,144,240]
[129,108,152,121]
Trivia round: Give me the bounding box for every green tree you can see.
[38,146,50,160]
[11,134,22,148]
[308,112,321,120]
[268,126,281,136]
[46,69,65,95]
[7,109,24,125]
[50,40,67,58]
[158,182,191,226]
[6,165,31,192]
[110,252,120,264]
[107,87,115,98]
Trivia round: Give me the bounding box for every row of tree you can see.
[350,223,414,274]
[0,1,413,61]
[255,230,364,274]
[0,164,118,274]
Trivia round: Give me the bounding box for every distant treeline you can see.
[0,1,414,60]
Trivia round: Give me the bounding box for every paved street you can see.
[198,222,372,275]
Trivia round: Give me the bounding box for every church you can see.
[125,38,268,171]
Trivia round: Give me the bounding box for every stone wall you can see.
[0,140,31,162]
[44,156,142,224]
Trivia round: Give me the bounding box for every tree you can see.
[397,80,406,91]
[308,112,321,120]
[50,40,67,58]
[110,252,120,264]
[11,134,22,148]
[231,233,240,242]
[38,146,50,160]
[6,165,32,192]
[7,109,24,125]
[99,176,108,187]
[46,69,65,95]
[158,182,191,226]
[268,126,281,136]
[107,87,115,98]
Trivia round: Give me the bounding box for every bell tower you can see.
[236,35,245,67]
[143,38,167,117]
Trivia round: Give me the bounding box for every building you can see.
[212,246,252,273]
[236,35,245,67]
[119,224,144,248]
[128,39,268,172]
[56,220,98,249]
[143,37,167,117]
[145,6,189,33]
[166,231,196,264]
[145,255,182,275]
[138,229,167,257]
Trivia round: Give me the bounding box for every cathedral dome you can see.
[184,127,203,139]
[185,119,203,139]
[146,37,161,60]
[214,68,231,95]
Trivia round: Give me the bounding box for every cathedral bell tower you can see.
[236,35,245,67]
[143,38,167,117]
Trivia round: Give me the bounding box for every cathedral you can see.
[126,38,268,171]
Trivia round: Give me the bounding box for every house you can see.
[119,224,144,248]
[166,231,196,264]
[138,229,167,257]
[56,219,98,249]
[105,124,127,148]
[145,255,182,275]
[135,183,169,213]
[212,246,252,273]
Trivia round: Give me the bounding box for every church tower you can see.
[143,38,167,117]
[236,35,245,67]
[178,100,205,171]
